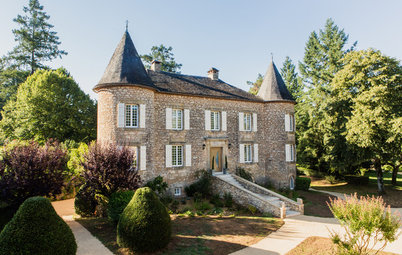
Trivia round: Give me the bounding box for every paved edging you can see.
[65,217,113,255]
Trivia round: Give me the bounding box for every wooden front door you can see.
[210,147,223,172]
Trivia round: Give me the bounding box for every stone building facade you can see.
[94,31,296,196]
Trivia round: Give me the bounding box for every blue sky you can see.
[1,0,401,99]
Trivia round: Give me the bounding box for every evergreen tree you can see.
[141,44,182,73]
[7,0,67,73]
[247,73,263,95]
[297,18,357,174]
[280,56,303,100]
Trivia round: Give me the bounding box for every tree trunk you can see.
[391,164,399,186]
[374,158,386,195]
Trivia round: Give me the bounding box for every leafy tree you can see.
[0,66,29,119]
[332,49,402,194]
[280,56,303,100]
[0,68,96,143]
[297,18,357,174]
[247,73,263,95]
[6,0,67,74]
[141,44,182,73]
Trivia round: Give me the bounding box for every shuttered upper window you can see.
[244,144,252,163]
[211,111,220,131]
[172,145,183,167]
[244,113,252,131]
[125,104,138,127]
[172,109,183,130]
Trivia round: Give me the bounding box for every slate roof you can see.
[97,31,155,88]
[257,61,295,101]
[95,31,294,103]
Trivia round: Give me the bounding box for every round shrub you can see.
[74,184,97,217]
[0,197,77,255]
[117,187,171,252]
[108,190,135,224]
[295,177,311,191]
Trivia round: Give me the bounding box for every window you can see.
[285,114,295,132]
[172,145,183,167]
[289,176,295,190]
[174,187,182,196]
[125,104,138,127]
[211,111,220,131]
[286,144,296,162]
[244,144,252,163]
[172,109,183,130]
[131,146,138,170]
[244,113,252,131]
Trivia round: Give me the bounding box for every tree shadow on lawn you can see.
[77,215,283,255]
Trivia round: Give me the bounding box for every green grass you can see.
[365,170,402,188]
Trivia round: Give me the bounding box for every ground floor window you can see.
[172,145,183,167]
[174,187,182,196]
[289,176,295,190]
[244,144,252,163]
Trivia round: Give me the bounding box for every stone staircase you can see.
[212,173,303,218]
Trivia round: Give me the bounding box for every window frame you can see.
[172,145,183,167]
[172,109,183,130]
[244,113,252,131]
[125,104,139,128]
[174,187,182,196]
[132,146,139,170]
[244,144,252,163]
[289,114,295,132]
[210,111,220,131]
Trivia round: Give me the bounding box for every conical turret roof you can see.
[96,31,154,88]
[257,61,294,101]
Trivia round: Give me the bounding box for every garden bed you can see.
[286,236,397,255]
[77,215,283,255]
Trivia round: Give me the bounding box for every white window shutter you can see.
[140,146,146,170]
[185,144,191,166]
[165,145,172,167]
[221,111,227,131]
[253,113,258,132]
[166,108,172,129]
[139,104,146,128]
[117,103,125,127]
[184,109,190,130]
[285,144,291,162]
[239,144,245,163]
[239,112,244,131]
[293,116,296,132]
[294,144,297,161]
[205,110,211,130]
[254,144,259,163]
[285,114,290,132]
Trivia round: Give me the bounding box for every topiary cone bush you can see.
[0,196,77,255]
[117,187,171,252]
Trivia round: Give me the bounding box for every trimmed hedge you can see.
[0,197,77,255]
[0,204,18,232]
[184,171,211,198]
[108,190,135,224]
[74,184,97,217]
[117,187,171,252]
[345,175,369,186]
[295,177,311,191]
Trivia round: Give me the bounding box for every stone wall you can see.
[211,176,281,217]
[232,175,302,212]
[96,84,296,193]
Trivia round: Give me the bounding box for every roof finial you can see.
[271,52,273,62]
[125,20,129,32]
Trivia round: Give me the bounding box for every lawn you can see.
[310,170,402,207]
[77,215,283,255]
[286,236,398,255]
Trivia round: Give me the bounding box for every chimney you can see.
[208,67,219,80]
[151,60,161,71]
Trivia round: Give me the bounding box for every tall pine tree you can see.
[7,0,67,73]
[280,56,303,100]
[297,18,357,174]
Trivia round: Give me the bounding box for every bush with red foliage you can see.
[0,141,68,205]
[81,143,142,198]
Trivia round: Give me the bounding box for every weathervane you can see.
[126,20,129,32]
[271,52,273,61]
